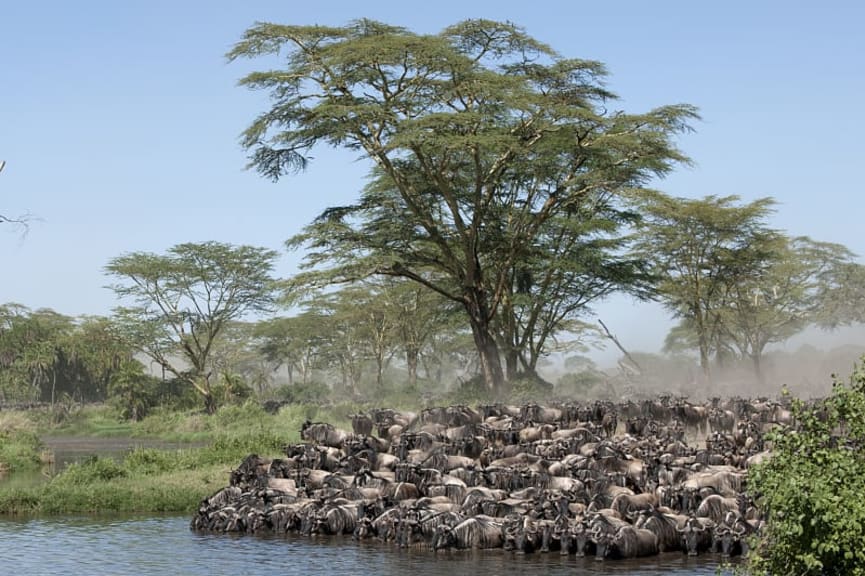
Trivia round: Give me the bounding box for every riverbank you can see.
[0,401,356,515]
[0,431,285,514]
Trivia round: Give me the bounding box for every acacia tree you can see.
[229,19,696,394]
[634,193,780,382]
[0,306,129,403]
[816,260,865,329]
[373,278,460,388]
[105,241,278,413]
[0,305,72,402]
[255,312,327,386]
[716,236,858,382]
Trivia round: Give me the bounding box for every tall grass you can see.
[0,429,287,515]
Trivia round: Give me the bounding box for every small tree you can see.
[108,360,158,421]
[105,241,279,414]
[748,361,865,575]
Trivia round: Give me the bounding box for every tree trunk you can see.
[406,347,419,389]
[465,308,505,395]
[504,346,519,382]
[203,390,217,415]
[375,354,384,389]
[698,336,712,384]
[751,352,765,385]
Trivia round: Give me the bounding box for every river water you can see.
[0,515,737,576]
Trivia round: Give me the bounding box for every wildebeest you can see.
[194,397,770,561]
[301,420,349,448]
[595,525,659,560]
[680,515,714,555]
[696,494,742,524]
[432,515,504,550]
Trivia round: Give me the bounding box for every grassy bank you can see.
[0,431,286,515]
[0,412,47,474]
[22,400,358,443]
[0,400,362,515]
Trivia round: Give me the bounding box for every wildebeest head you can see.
[594,529,613,560]
[432,524,455,550]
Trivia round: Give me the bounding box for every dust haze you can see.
[543,325,865,403]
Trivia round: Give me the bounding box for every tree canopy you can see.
[105,241,279,413]
[229,18,697,393]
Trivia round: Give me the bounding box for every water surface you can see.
[0,515,738,576]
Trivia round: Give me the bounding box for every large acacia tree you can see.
[229,19,696,394]
[105,241,278,413]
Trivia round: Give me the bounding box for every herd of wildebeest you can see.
[191,396,788,560]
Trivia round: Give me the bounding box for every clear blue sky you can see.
[2,1,863,364]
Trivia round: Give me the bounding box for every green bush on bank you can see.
[0,429,286,515]
[747,361,865,576]
[0,429,43,472]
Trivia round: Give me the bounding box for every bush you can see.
[747,359,865,575]
[274,381,331,404]
[56,456,128,485]
[508,373,554,404]
[555,369,607,399]
[0,429,43,472]
[108,361,159,421]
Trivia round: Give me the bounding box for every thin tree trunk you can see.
[751,352,764,385]
[406,347,419,389]
[505,347,519,382]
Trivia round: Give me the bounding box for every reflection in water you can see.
[0,515,737,576]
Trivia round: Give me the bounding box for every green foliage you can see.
[231,18,697,393]
[210,372,253,407]
[55,456,128,485]
[747,360,865,575]
[0,429,43,472]
[0,428,288,515]
[556,369,607,398]
[274,381,331,404]
[0,304,133,403]
[108,360,159,421]
[508,374,555,404]
[105,241,280,413]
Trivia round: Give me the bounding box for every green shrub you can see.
[747,360,865,575]
[275,381,331,404]
[56,456,128,485]
[508,374,554,403]
[555,369,606,398]
[0,429,43,471]
[108,361,159,421]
